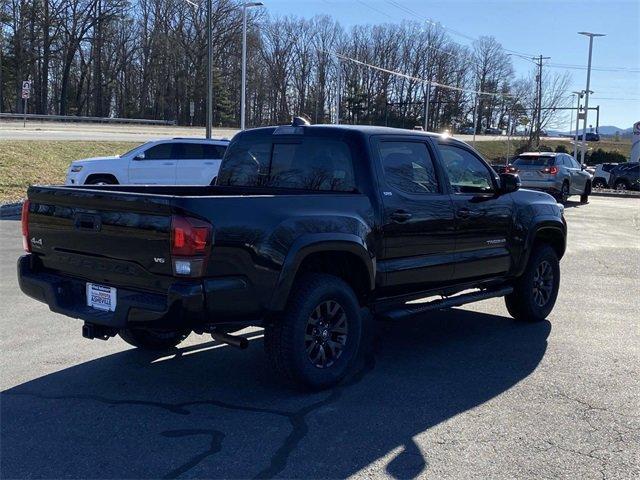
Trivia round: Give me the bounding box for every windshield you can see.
[513,156,555,167]
[119,143,147,158]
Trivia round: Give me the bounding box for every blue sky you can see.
[265,0,640,130]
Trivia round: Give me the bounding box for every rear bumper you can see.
[519,179,561,193]
[17,254,204,329]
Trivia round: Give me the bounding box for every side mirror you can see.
[134,152,145,160]
[499,173,520,194]
[581,164,586,170]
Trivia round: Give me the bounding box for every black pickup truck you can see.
[18,123,566,389]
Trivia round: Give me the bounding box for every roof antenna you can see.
[292,115,311,127]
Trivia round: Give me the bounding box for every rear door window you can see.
[175,143,205,159]
[378,141,439,194]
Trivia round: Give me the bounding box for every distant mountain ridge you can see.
[548,125,633,136]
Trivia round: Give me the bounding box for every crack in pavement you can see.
[3,352,377,479]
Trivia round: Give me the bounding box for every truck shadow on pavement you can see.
[1,309,550,479]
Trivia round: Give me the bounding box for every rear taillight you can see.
[542,166,559,175]
[170,215,212,277]
[21,200,30,252]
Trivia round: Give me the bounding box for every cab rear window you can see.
[217,137,356,191]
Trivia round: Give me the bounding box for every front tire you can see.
[505,244,560,322]
[85,175,117,185]
[592,178,607,189]
[264,273,362,390]
[119,328,189,350]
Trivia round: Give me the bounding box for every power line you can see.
[330,50,516,98]
[384,0,538,58]
[547,62,640,73]
[591,96,640,101]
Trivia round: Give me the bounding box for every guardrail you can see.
[0,113,175,126]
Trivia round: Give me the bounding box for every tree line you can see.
[1,0,570,134]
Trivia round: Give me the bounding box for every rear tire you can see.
[505,244,560,322]
[614,179,629,191]
[580,181,591,204]
[119,328,189,350]
[264,273,362,390]
[556,181,570,203]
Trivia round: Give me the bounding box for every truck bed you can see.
[23,184,374,328]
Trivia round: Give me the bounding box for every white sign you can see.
[21,80,31,99]
[631,120,640,163]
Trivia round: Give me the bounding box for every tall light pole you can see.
[578,31,605,165]
[205,0,213,138]
[571,90,584,162]
[241,2,263,130]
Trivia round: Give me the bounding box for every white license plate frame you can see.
[86,283,117,312]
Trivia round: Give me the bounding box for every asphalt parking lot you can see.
[1,196,638,479]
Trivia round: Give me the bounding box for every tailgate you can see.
[26,186,175,291]
[516,165,550,181]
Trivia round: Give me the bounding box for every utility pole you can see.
[533,54,550,148]
[205,0,213,138]
[578,32,605,165]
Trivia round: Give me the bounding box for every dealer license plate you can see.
[86,283,117,312]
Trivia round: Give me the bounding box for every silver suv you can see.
[510,152,591,203]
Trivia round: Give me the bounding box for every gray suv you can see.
[510,152,591,203]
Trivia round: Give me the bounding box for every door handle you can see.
[163,162,175,166]
[457,208,483,219]
[390,210,413,222]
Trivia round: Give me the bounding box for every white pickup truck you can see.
[65,138,229,186]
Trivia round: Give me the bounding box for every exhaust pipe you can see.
[210,331,249,349]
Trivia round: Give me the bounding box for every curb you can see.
[0,201,24,218]
[591,190,640,199]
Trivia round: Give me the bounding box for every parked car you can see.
[509,152,591,203]
[65,138,229,186]
[19,123,566,390]
[484,127,503,135]
[608,162,640,191]
[458,126,475,135]
[591,163,619,189]
[576,132,600,142]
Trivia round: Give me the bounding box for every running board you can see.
[380,286,513,321]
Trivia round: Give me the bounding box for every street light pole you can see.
[578,31,605,165]
[571,90,583,162]
[206,0,212,139]
[240,2,263,131]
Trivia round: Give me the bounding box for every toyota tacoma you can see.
[18,122,566,389]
